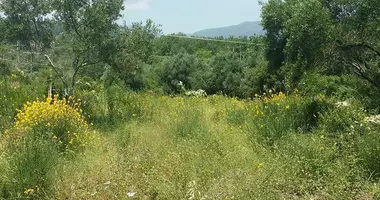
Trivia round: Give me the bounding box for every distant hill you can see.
[192,21,265,38]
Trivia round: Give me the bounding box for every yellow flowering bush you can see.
[10,95,95,151]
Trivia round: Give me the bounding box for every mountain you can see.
[192,21,265,38]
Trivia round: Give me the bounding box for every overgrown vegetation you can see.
[0,0,380,199]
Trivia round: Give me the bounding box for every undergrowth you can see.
[1,85,380,199]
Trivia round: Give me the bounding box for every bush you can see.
[273,133,361,198]
[239,64,268,98]
[75,86,108,125]
[245,92,331,146]
[8,95,94,152]
[319,100,366,135]
[0,73,45,134]
[298,72,344,97]
[158,50,209,94]
[209,51,245,96]
[299,73,380,111]
[105,85,154,124]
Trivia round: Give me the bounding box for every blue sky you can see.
[121,0,262,34]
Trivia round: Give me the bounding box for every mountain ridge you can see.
[192,21,265,38]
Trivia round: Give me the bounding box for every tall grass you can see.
[1,134,59,199]
[0,74,45,134]
[2,82,380,199]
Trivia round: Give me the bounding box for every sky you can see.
[121,0,263,34]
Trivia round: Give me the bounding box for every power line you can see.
[161,35,264,46]
[0,57,49,66]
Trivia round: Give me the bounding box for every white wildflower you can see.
[335,100,350,108]
[127,192,136,197]
[185,89,207,97]
[365,115,380,124]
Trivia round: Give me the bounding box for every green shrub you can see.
[300,73,380,111]
[209,51,245,96]
[158,50,209,94]
[299,73,344,97]
[357,129,380,181]
[273,133,362,199]
[76,85,108,125]
[105,85,154,124]
[0,74,45,134]
[239,64,268,98]
[245,93,332,146]
[320,100,366,135]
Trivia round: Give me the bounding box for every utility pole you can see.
[239,46,242,60]
[47,73,53,98]
[16,41,20,66]
[1,54,7,92]
[31,51,34,72]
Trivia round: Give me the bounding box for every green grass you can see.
[1,135,60,199]
[1,87,380,199]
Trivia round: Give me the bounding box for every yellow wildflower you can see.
[11,96,94,151]
[257,162,263,169]
[24,188,34,195]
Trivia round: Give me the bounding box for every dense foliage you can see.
[0,0,380,199]
[1,0,377,103]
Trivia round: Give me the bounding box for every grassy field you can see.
[1,84,380,199]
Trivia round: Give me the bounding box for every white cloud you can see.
[125,0,150,11]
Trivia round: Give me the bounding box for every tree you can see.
[195,49,213,64]
[209,51,245,96]
[0,0,55,50]
[0,17,6,43]
[45,0,124,97]
[240,41,268,98]
[329,0,380,89]
[282,0,332,86]
[158,49,208,93]
[107,19,162,90]
[260,0,287,88]
[261,0,333,89]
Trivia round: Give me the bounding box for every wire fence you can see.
[0,34,265,74]
[0,45,53,75]
[161,35,265,46]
